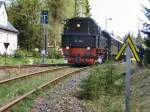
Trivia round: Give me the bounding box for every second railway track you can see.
[0,66,67,84]
[0,64,70,69]
[0,66,89,112]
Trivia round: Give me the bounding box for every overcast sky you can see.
[89,0,150,37]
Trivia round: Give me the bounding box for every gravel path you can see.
[30,71,89,112]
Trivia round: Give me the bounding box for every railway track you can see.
[0,66,89,112]
[0,66,65,84]
[0,64,69,69]
[0,64,49,69]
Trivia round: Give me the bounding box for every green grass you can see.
[80,63,127,112]
[84,95,124,112]
[10,67,78,112]
[0,56,65,66]
[0,68,77,112]
[131,68,150,112]
[80,62,146,112]
[11,89,47,112]
[0,69,71,106]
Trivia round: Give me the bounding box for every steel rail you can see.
[0,64,70,69]
[0,67,66,85]
[0,67,88,112]
[0,64,49,69]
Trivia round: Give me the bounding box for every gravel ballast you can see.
[30,71,89,112]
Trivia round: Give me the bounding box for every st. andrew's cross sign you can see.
[115,35,141,62]
[115,35,141,112]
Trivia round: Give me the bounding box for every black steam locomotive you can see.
[61,17,122,65]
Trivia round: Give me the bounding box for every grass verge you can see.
[131,68,150,112]
[0,56,65,65]
[80,63,126,112]
[11,88,48,112]
[0,68,77,111]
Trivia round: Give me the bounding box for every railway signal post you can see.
[115,35,141,112]
[41,10,48,64]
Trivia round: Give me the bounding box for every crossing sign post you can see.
[115,35,141,112]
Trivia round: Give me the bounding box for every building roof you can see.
[0,1,18,33]
[0,21,18,33]
[0,1,4,7]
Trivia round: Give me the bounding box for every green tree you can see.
[8,0,91,52]
[81,0,91,17]
[142,5,150,65]
[136,31,143,45]
[74,0,91,17]
[45,0,75,47]
[8,0,42,50]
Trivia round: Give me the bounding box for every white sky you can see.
[89,0,150,37]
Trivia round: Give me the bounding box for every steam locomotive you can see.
[61,17,123,65]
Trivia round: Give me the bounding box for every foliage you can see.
[7,0,91,53]
[14,49,26,58]
[136,31,143,45]
[143,50,150,66]
[31,49,40,58]
[0,55,64,66]
[80,64,124,100]
[81,0,91,17]
[48,48,63,59]
[8,0,42,50]
[81,64,126,112]
[45,0,75,47]
[142,4,150,65]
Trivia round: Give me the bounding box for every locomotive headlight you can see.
[86,47,91,50]
[77,23,80,28]
[66,46,69,50]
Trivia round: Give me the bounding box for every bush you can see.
[31,49,40,58]
[80,64,124,100]
[143,49,150,67]
[14,49,40,58]
[14,49,26,58]
[48,48,63,59]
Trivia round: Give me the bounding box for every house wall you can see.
[0,29,18,55]
[0,4,7,26]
